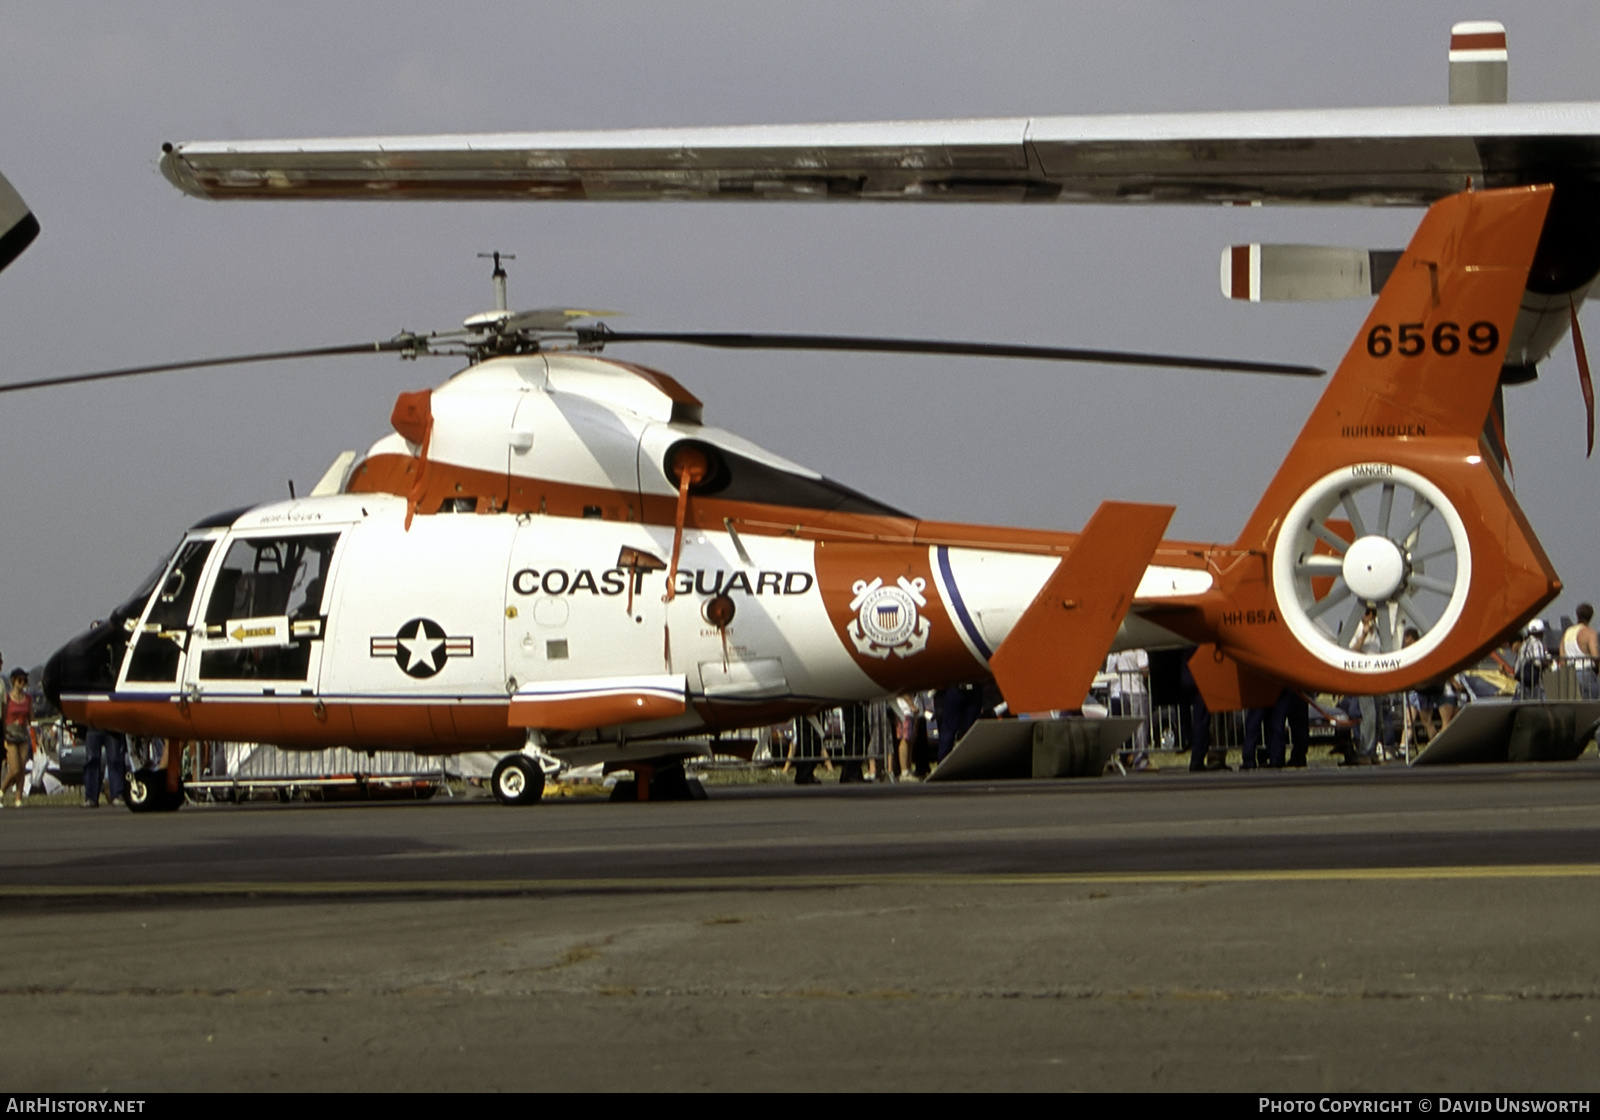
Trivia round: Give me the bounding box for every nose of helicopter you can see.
[40,647,62,711]
[41,622,122,716]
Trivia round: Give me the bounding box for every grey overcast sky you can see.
[2,1,1599,668]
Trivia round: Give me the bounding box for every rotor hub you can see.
[1342,535,1407,602]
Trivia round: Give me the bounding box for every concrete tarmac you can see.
[2,763,1598,1092]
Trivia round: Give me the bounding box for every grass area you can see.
[5,788,90,809]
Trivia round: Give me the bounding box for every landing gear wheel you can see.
[491,755,546,805]
[126,768,183,813]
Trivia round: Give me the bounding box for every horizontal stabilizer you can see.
[508,674,686,730]
[1221,244,1400,302]
[989,500,1174,715]
[0,171,38,275]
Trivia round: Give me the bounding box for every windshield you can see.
[113,545,179,622]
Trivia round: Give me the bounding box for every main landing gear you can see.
[490,754,547,805]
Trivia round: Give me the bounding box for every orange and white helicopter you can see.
[27,183,1563,805]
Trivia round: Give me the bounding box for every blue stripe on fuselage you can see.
[936,545,992,661]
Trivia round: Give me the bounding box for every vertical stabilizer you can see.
[1215,186,1560,695]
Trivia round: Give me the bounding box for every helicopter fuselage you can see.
[46,487,1174,749]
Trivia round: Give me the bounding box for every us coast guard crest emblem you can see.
[848,576,931,659]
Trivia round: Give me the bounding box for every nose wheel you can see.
[126,768,184,812]
[491,754,546,805]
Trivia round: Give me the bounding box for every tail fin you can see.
[1219,185,1560,694]
[989,500,1173,714]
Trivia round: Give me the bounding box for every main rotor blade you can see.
[584,329,1324,377]
[0,338,423,396]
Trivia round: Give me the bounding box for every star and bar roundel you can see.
[370,618,474,679]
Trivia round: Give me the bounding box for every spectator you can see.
[908,691,936,778]
[84,726,129,808]
[937,683,986,762]
[1514,619,1552,700]
[1243,688,1312,769]
[892,693,921,781]
[1178,657,1217,771]
[1402,628,1460,743]
[1347,606,1383,762]
[1107,649,1150,770]
[1561,603,1599,699]
[2,668,32,807]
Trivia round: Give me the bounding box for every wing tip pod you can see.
[159,143,207,200]
[1449,20,1508,60]
[0,171,38,274]
[1220,244,1259,301]
[1450,20,1508,106]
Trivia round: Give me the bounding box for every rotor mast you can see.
[480,251,514,312]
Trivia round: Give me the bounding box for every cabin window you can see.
[198,533,339,681]
[203,534,338,626]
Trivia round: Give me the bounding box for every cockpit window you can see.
[124,538,216,683]
[114,546,179,623]
[146,540,215,631]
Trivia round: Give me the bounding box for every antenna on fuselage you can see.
[477,251,515,311]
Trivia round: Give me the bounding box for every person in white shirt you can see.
[1561,603,1599,699]
[1106,649,1150,769]
[1347,607,1383,761]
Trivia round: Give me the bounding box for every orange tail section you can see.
[1203,185,1561,696]
[990,500,1173,714]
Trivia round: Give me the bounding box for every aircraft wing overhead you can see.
[161,103,1600,205]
